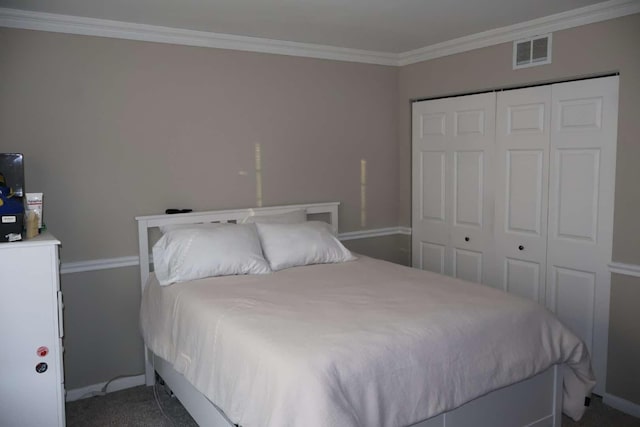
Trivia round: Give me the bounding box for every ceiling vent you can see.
[513,34,552,69]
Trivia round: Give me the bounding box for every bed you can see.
[136,202,595,427]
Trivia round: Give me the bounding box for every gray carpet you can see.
[66,386,640,427]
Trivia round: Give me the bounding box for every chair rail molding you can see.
[608,262,640,278]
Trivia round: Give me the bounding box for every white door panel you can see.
[506,149,544,235]
[420,241,446,275]
[495,86,550,300]
[548,266,596,350]
[449,93,496,285]
[547,76,618,395]
[505,258,541,302]
[553,149,600,242]
[454,109,486,137]
[413,93,495,283]
[412,99,451,273]
[454,150,484,228]
[454,248,483,283]
[420,151,446,222]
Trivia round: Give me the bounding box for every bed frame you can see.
[136,202,563,427]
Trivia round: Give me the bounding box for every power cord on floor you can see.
[152,356,176,426]
[153,381,176,427]
[78,373,145,400]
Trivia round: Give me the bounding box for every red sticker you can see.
[37,346,49,357]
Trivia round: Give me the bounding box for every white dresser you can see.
[0,233,65,427]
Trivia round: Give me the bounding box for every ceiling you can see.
[0,0,609,53]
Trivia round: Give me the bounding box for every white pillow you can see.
[242,209,307,224]
[152,224,271,286]
[255,221,355,271]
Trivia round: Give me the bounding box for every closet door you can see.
[546,76,618,395]
[494,86,551,300]
[412,98,451,275]
[412,93,496,284]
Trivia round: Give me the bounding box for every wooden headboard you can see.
[135,202,340,291]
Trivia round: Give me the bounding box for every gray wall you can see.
[0,28,401,389]
[344,234,411,267]
[0,28,399,262]
[398,13,640,404]
[61,267,144,388]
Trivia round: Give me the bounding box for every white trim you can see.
[609,262,640,278]
[339,226,411,241]
[603,393,640,418]
[60,255,139,275]
[65,374,145,402]
[0,7,397,66]
[397,226,412,236]
[59,226,411,274]
[397,0,640,66]
[1,1,639,67]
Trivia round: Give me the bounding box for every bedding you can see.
[140,255,595,427]
[152,224,270,286]
[256,221,355,271]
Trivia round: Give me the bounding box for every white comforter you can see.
[140,256,595,427]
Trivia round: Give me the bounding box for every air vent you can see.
[513,34,552,69]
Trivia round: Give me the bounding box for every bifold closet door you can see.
[412,93,495,284]
[494,86,551,301]
[546,76,618,395]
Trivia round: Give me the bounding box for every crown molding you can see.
[1,0,638,67]
[398,0,640,66]
[0,7,398,66]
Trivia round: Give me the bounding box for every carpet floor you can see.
[66,385,640,427]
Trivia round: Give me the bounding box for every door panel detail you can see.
[505,258,541,301]
[454,248,482,283]
[558,97,603,131]
[551,266,596,349]
[555,149,600,242]
[421,113,446,137]
[454,151,483,227]
[508,104,545,134]
[420,242,445,274]
[455,110,485,136]
[420,151,446,222]
[506,150,543,235]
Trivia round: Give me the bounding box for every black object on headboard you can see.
[165,209,193,215]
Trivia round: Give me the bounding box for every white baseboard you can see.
[66,374,146,402]
[603,393,640,418]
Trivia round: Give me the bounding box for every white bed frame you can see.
[136,202,563,427]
